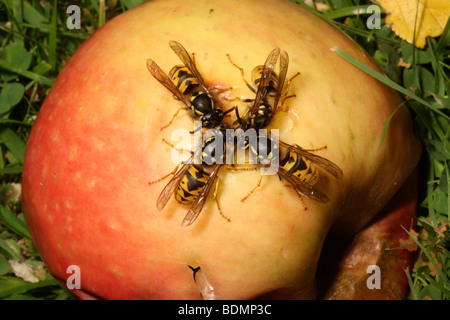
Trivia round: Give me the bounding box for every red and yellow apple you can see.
[22,0,421,299]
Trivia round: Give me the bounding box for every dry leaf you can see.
[398,57,412,68]
[377,0,450,48]
[8,259,40,283]
[397,237,418,252]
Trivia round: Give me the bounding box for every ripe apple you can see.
[22,0,421,299]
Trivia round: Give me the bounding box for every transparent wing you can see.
[147,59,192,107]
[250,48,280,114]
[156,154,195,211]
[277,168,329,203]
[169,40,211,95]
[278,140,343,180]
[181,164,222,226]
[273,50,289,112]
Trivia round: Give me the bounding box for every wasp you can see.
[147,41,234,130]
[153,126,233,226]
[228,48,298,131]
[243,131,343,205]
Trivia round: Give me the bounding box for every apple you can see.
[22,0,421,299]
[317,169,418,299]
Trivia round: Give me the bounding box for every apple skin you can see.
[21,0,421,299]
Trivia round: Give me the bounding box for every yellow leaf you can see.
[377,0,450,48]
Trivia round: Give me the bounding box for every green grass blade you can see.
[0,60,54,87]
[378,101,407,150]
[435,17,450,54]
[0,126,26,164]
[0,253,11,275]
[324,4,384,20]
[332,47,450,121]
[99,0,106,27]
[0,277,60,299]
[0,205,31,238]
[405,268,420,300]
[7,0,24,44]
[402,226,447,281]
[0,165,23,175]
[48,0,58,71]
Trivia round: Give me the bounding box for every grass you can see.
[0,0,449,300]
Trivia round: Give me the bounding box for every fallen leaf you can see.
[8,259,40,283]
[397,237,418,252]
[398,57,412,68]
[377,0,450,48]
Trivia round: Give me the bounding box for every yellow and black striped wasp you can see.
[243,131,343,206]
[147,41,234,130]
[154,126,234,226]
[229,47,297,131]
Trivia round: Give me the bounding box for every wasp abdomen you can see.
[175,165,209,205]
[281,151,318,184]
[169,65,201,95]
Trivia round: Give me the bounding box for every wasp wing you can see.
[147,59,192,107]
[181,164,222,226]
[278,140,343,180]
[250,48,280,114]
[273,50,289,112]
[156,153,195,211]
[169,40,211,96]
[277,168,329,203]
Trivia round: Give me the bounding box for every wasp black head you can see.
[201,108,225,127]
[190,92,226,127]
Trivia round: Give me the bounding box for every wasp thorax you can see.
[201,129,226,165]
[191,92,215,115]
[251,66,279,96]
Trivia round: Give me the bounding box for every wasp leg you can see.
[277,94,297,113]
[226,54,256,94]
[225,164,258,171]
[148,164,180,185]
[277,71,301,112]
[293,144,327,153]
[213,178,231,223]
[162,138,193,153]
[282,184,308,211]
[286,71,301,87]
[161,138,196,165]
[160,107,185,131]
[241,175,263,202]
